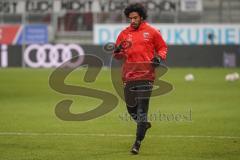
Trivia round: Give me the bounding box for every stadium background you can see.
[0,0,240,159]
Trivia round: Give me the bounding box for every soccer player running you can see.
[113,3,168,154]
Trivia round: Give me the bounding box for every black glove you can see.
[114,44,123,53]
[151,56,161,67]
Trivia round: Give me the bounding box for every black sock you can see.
[136,122,147,141]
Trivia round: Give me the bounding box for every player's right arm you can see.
[113,32,126,60]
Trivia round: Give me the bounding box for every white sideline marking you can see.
[0,132,239,139]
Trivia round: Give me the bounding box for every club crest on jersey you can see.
[127,34,133,41]
[143,32,150,40]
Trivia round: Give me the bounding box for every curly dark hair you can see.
[124,3,147,20]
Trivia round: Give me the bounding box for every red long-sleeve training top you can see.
[114,21,168,82]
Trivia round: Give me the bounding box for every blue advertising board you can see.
[16,24,48,44]
[94,24,240,45]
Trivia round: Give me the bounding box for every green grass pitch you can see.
[0,68,240,160]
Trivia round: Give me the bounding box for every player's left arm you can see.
[153,30,168,61]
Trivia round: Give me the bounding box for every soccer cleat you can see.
[130,122,151,154]
[131,140,141,155]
